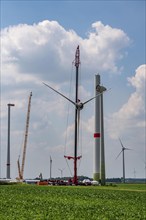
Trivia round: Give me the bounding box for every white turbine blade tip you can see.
[125,147,132,150]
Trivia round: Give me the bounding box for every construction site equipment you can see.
[17,92,32,180]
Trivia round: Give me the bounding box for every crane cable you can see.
[64,63,83,176]
[64,63,74,177]
[78,64,82,171]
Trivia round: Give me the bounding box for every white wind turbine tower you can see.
[116,138,131,183]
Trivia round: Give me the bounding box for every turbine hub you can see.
[76,102,84,110]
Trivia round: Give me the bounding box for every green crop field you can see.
[0,184,146,220]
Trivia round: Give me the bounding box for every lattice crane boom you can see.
[17,92,32,180]
[17,157,22,179]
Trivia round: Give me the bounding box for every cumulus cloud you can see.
[0,20,133,178]
[106,64,146,139]
[1,20,130,86]
[82,21,130,72]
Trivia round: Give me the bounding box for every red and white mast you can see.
[44,47,107,185]
[64,46,81,185]
[74,45,81,185]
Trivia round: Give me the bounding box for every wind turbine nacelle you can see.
[96,85,107,93]
[76,102,84,110]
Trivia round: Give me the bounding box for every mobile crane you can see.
[17,92,32,181]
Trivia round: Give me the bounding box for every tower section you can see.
[93,74,101,181]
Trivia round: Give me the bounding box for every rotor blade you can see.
[43,82,75,106]
[83,88,111,106]
[116,150,123,160]
[124,147,132,151]
[119,138,124,149]
[119,138,132,151]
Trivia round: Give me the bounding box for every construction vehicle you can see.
[17,92,32,181]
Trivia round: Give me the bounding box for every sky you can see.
[0,0,146,180]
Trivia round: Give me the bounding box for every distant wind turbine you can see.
[58,168,65,178]
[50,156,52,180]
[116,138,131,183]
[133,168,136,178]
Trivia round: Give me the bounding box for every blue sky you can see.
[0,0,145,179]
[1,1,145,86]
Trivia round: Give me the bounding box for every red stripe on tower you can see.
[94,133,100,138]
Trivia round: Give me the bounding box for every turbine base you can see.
[93,172,100,181]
